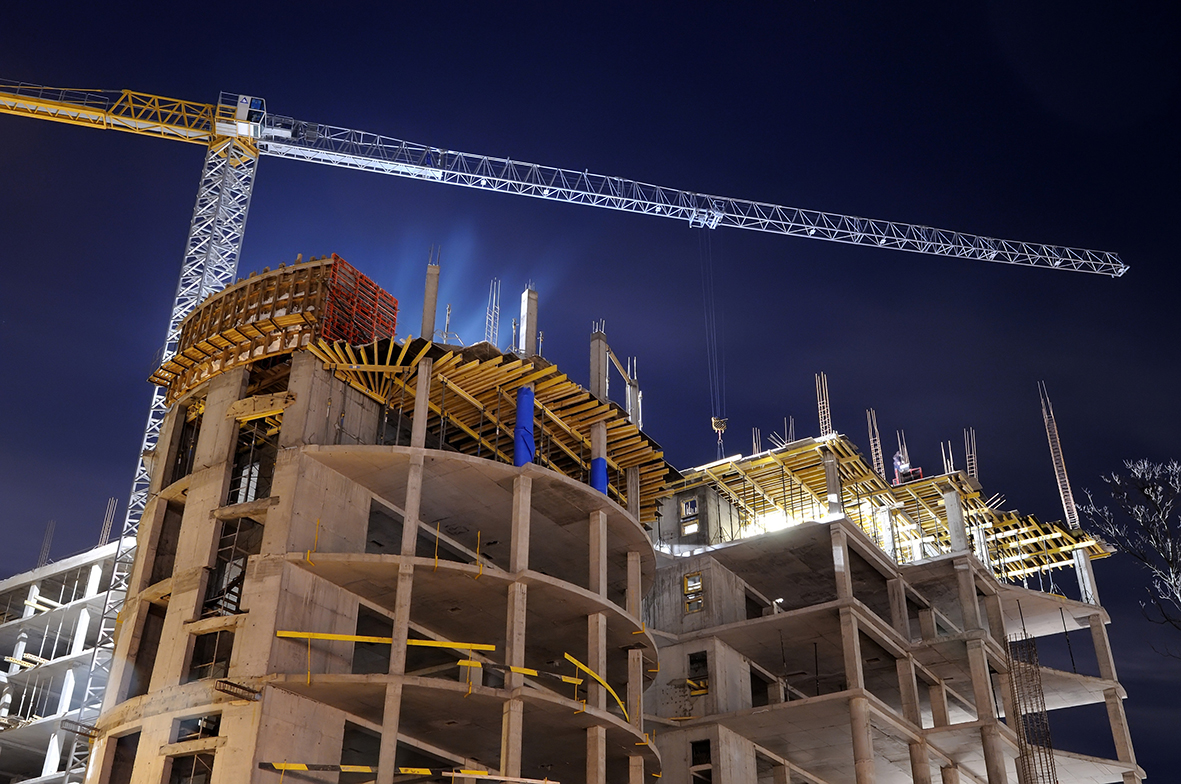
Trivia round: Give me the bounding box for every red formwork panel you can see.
[321,254,399,344]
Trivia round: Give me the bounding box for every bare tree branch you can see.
[1081,460,1181,644]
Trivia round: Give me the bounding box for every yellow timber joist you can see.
[662,433,1107,581]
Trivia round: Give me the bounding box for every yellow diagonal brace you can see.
[564,652,629,722]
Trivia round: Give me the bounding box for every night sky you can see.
[2,2,1178,775]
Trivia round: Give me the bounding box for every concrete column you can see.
[940,766,961,784]
[850,695,876,784]
[410,358,433,449]
[966,641,995,720]
[980,723,1008,784]
[888,578,909,638]
[626,466,641,519]
[22,583,39,618]
[71,608,91,657]
[944,489,969,553]
[929,681,951,727]
[9,630,28,675]
[587,725,607,784]
[589,510,607,598]
[84,564,103,598]
[822,447,843,517]
[377,563,415,784]
[626,551,642,618]
[627,648,644,731]
[628,755,644,784]
[983,593,1006,642]
[1104,687,1139,767]
[590,421,608,494]
[877,507,896,560]
[56,668,76,714]
[193,366,249,471]
[42,728,62,776]
[897,657,921,725]
[519,287,538,357]
[510,475,532,573]
[919,608,937,641]
[500,697,524,778]
[840,607,864,691]
[832,526,853,600]
[908,742,932,784]
[422,263,439,339]
[401,452,425,556]
[1089,614,1119,681]
[588,612,607,710]
[1074,549,1100,605]
[590,331,609,400]
[955,560,981,631]
[968,641,1008,783]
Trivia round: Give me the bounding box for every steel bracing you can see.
[257,114,1128,276]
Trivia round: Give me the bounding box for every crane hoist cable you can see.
[699,228,727,458]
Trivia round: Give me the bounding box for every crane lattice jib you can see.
[257,114,1128,276]
[0,81,220,143]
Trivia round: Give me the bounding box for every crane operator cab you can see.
[215,93,266,139]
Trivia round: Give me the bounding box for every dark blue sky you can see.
[2,1,1178,774]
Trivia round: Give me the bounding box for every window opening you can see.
[203,519,263,617]
[170,403,203,484]
[168,753,215,784]
[108,732,141,784]
[151,502,185,585]
[340,722,381,784]
[688,651,709,695]
[176,714,221,743]
[682,497,699,519]
[127,603,166,699]
[228,420,278,504]
[187,630,234,682]
[690,738,713,782]
[684,571,704,614]
[352,606,393,675]
[681,520,700,537]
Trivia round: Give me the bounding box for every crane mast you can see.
[0,78,1125,779]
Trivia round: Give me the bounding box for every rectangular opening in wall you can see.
[681,520,700,536]
[352,606,393,675]
[175,713,221,743]
[107,731,141,784]
[151,501,185,585]
[169,402,203,485]
[366,500,403,554]
[227,420,278,504]
[167,752,215,784]
[202,518,263,617]
[681,497,699,519]
[127,603,167,699]
[690,738,713,782]
[750,668,771,707]
[688,651,709,695]
[684,571,704,614]
[340,722,381,784]
[187,630,234,682]
[745,591,766,620]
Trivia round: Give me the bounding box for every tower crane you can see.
[0,79,1128,781]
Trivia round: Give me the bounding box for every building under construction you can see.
[70,255,1141,784]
